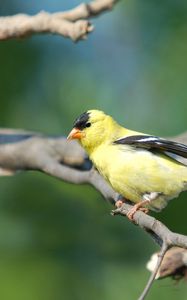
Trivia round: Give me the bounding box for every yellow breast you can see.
[90,143,187,209]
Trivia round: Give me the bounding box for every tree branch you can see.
[0,129,186,248]
[138,243,168,300]
[0,128,187,299]
[0,0,118,42]
[55,0,118,21]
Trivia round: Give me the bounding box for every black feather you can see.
[114,135,187,158]
[73,112,90,130]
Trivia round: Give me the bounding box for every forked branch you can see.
[0,0,118,41]
[0,128,186,299]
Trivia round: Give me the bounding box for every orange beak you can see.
[67,128,84,140]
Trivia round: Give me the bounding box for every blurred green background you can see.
[0,0,187,299]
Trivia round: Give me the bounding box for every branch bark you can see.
[0,0,118,42]
[0,128,187,299]
[0,128,186,248]
[138,243,168,300]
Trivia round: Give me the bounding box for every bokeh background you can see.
[0,0,187,299]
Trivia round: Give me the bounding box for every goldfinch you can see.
[67,110,187,219]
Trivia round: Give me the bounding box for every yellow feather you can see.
[73,110,187,211]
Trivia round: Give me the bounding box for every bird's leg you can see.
[127,192,160,221]
[115,192,160,221]
[127,200,150,221]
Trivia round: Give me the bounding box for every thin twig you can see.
[138,242,168,300]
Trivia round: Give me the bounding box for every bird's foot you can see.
[114,198,149,221]
[127,202,149,221]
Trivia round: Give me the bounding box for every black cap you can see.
[73,111,90,130]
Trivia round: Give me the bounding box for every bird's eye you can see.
[86,122,91,128]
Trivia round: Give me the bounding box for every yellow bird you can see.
[67,110,187,219]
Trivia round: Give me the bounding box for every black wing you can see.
[114,135,187,158]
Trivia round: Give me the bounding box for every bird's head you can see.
[67,109,121,154]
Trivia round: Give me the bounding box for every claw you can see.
[126,201,149,221]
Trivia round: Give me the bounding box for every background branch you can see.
[0,0,118,41]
